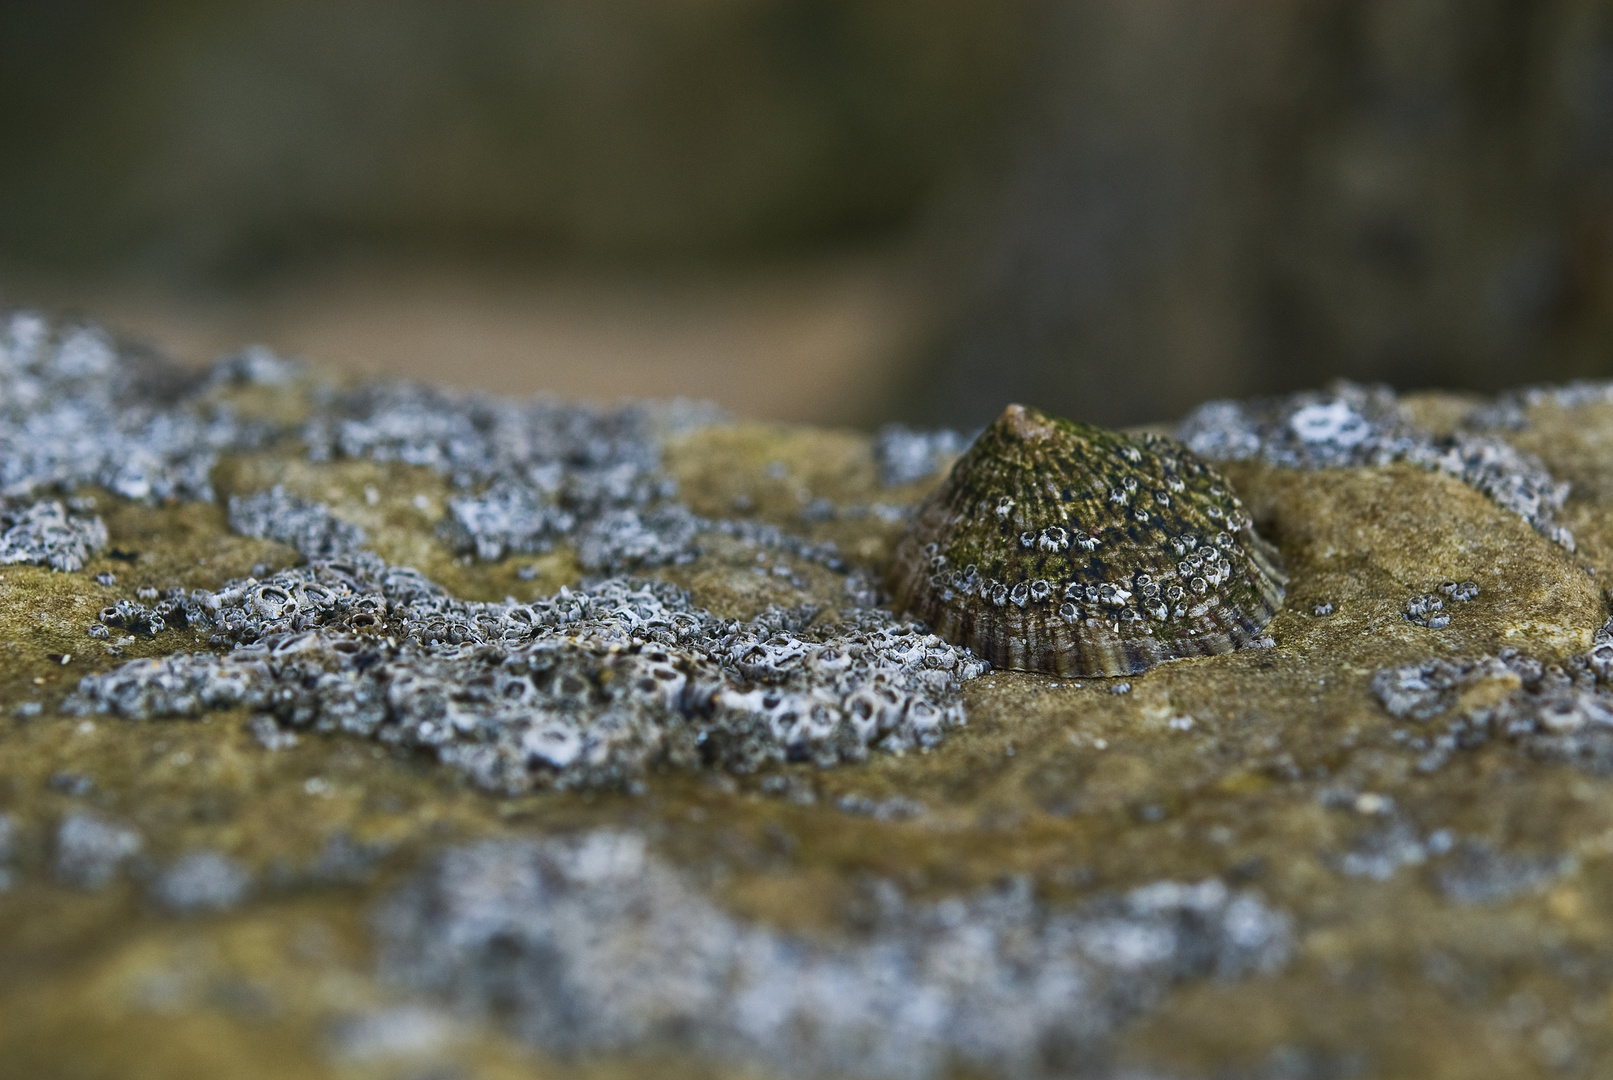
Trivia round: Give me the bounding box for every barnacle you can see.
[1175,381,1575,549]
[887,404,1286,676]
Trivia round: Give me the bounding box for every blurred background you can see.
[1,0,1611,429]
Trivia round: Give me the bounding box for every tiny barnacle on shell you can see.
[886,404,1287,677]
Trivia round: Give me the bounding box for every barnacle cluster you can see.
[1404,580,1480,630]
[0,309,989,790]
[376,830,1290,1079]
[873,423,971,487]
[1372,612,1613,773]
[70,491,983,791]
[228,486,368,560]
[0,312,255,503]
[0,498,108,572]
[1466,378,1613,430]
[303,380,692,562]
[1176,381,1576,549]
[888,404,1286,677]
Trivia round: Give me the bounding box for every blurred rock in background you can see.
[0,1,1610,427]
[0,1,1025,274]
[908,1,1613,428]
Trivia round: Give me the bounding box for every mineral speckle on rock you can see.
[888,403,1285,676]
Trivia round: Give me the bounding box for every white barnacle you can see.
[1289,399,1370,446]
[1098,583,1133,607]
[251,584,295,620]
[995,496,1015,520]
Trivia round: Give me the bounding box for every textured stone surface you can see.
[8,315,1613,1078]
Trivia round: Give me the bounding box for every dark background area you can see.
[2,1,1611,428]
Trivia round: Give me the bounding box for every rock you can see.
[7,311,1613,1078]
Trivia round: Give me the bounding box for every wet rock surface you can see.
[7,313,1613,1077]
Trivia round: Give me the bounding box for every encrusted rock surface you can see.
[7,311,1613,1078]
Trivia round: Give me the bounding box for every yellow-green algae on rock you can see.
[7,316,1613,1078]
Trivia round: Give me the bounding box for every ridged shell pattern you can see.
[888,404,1286,676]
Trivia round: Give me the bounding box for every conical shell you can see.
[887,404,1286,677]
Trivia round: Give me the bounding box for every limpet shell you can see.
[887,404,1286,676]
